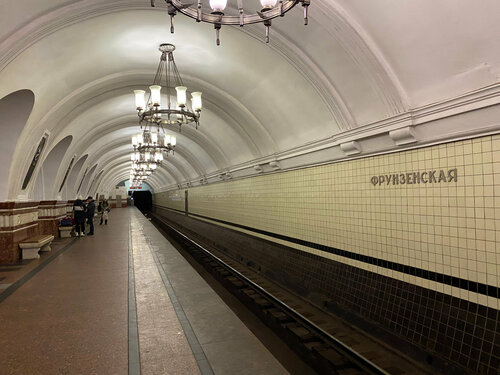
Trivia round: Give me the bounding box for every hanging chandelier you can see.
[131,150,162,168]
[132,129,176,157]
[133,43,202,131]
[152,0,310,45]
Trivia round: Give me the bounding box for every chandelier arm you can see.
[166,0,301,25]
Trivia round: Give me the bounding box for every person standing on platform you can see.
[86,196,95,236]
[73,196,86,237]
[100,199,110,225]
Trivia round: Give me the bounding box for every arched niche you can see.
[78,163,97,198]
[65,154,88,199]
[33,135,73,201]
[0,90,35,201]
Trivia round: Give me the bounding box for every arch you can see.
[65,154,88,199]
[0,90,35,201]
[33,135,73,201]
[78,163,97,196]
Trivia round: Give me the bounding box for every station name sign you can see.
[371,168,457,186]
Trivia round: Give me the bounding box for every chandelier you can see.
[153,0,310,45]
[132,130,176,158]
[133,43,202,131]
[130,168,153,188]
[131,150,162,168]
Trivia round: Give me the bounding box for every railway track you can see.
[152,214,413,375]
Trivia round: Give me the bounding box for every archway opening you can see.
[132,191,152,213]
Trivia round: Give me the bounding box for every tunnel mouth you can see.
[131,191,152,213]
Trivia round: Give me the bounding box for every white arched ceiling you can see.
[1,0,500,199]
[0,90,35,201]
[33,135,73,201]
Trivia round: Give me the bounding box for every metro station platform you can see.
[0,208,295,375]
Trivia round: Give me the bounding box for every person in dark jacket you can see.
[73,197,86,237]
[86,196,95,236]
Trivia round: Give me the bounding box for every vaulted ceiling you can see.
[1,0,499,201]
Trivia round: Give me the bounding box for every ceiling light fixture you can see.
[152,0,310,45]
[133,43,202,131]
[132,129,176,159]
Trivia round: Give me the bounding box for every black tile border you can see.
[159,205,499,299]
[128,221,141,375]
[0,238,77,304]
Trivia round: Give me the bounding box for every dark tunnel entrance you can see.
[131,191,152,213]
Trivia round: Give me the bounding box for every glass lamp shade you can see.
[210,0,227,12]
[165,134,171,145]
[171,136,177,146]
[134,151,140,161]
[151,132,158,144]
[150,85,162,106]
[154,152,163,161]
[134,90,146,110]
[150,163,157,170]
[260,0,278,8]
[132,136,138,147]
[176,106,183,120]
[191,92,202,111]
[176,86,187,106]
[131,153,135,161]
[137,133,144,146]
[145,152,151,161]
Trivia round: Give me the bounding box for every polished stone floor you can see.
[0,208,288,374]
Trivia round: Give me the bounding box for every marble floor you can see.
[0,208,289,375]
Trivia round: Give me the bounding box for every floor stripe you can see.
[147,238,215,375]
[0,238,77,304]
[128,221,141,375]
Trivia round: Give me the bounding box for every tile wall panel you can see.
[156,135,500,309]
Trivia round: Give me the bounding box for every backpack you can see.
[60,217,74,226]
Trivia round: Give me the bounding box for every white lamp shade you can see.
[191,92,202,111]
[260,0,277,8]
[171,136,177,146]
[131,153,135,161]
[132,136,138,147]
[134,90,146,110]
[165,134,171,145]
[210,0,227,12]
[145,152,150,161]
[151,132,158,144]
[176,86,187,106]
[137,133,144,145]
[134,152,140,161]
[150,85,162,106]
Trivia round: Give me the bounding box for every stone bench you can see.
[19,235,55,260]
[59,226,73,238]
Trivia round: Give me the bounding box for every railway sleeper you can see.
[224,276,246,289]
[264,308,293,324]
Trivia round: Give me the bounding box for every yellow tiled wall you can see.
[155,135,500,308]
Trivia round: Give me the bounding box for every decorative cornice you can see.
[157,85,500,191]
